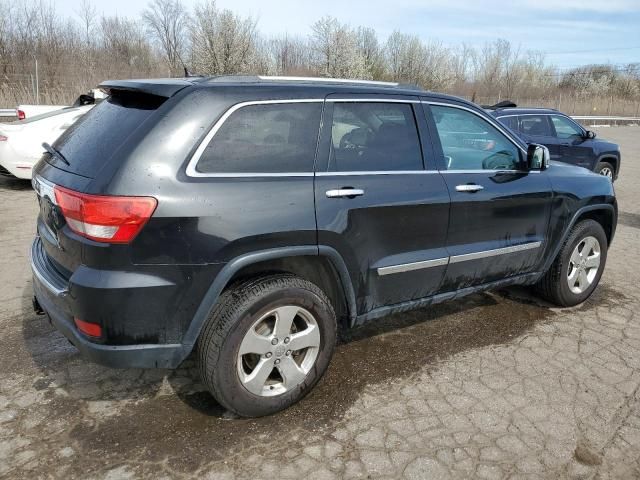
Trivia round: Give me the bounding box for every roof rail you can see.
[257,75,400,87]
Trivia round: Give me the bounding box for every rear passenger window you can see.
[328,103,423,172]
[499,116,520,132]
[196,102,322,174]
[519,115,552,137]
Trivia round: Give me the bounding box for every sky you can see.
[54,0,640,69]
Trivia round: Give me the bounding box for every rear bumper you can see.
[30,237,190,368]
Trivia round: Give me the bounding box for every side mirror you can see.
[526,144,550,171]
[585,130,596,139]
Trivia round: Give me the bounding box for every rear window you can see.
[51,92,164,178]
[195,102,322,174]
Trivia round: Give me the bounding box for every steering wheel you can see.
[482,151,515,170]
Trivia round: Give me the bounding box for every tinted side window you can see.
[519,115,553,137]
[550,115,583,139]
[328,102,423,172]
[196,102,322,174]
[498,116,520,132]
[431,105,522,171]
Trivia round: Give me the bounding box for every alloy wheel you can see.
[236,305,320,397]
[567,236,601,294]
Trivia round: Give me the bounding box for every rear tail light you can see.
[54,186,157,243]
[17,109,25,120]
[0,135,7,141]
[74,318,102,338]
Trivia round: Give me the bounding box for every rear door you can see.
[516,114,561,160]
[425,101,552,290]
[314,94,450,314]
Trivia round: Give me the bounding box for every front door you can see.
[549,114,594,170]
[314,95,450,314]
[426,102,553,291]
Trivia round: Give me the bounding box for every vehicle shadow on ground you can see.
[0,176,31,191]
[19,280,561,469]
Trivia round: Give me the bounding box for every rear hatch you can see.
[33,80,191,275]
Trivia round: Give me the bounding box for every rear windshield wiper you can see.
[42,142,70,166]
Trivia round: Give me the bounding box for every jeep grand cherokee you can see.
[30,76,617,417]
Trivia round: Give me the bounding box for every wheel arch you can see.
[596,154,619,176]
[180,246,357,359]
[541,204,616,277]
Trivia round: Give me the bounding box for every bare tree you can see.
[268,34,310,75]
[310,16,367,78]
[190,0,257,75]
[76,0,96,47]
[143,0,189,75]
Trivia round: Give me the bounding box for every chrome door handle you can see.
[455,184,484,193]
[326,188,364,198]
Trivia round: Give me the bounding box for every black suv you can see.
[31,76,617,417]
[489,106,621,180]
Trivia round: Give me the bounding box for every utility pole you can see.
[32,55,39,105]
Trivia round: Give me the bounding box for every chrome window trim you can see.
[378,257,448,276]
[327,98,420,103]
[377,241,542,276]
[185,99,324,178]
[439,169,539,174]
[423,101,527,155]
[449,241,541,264]
[317,170,437,176]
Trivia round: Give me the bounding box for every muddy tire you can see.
[536,219,607,307]
[197,274,337,417]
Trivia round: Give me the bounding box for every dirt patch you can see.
[65,291,554,474]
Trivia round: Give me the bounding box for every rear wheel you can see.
[536,219,608,307]
[197,274,337,417]
[594,161,615,181]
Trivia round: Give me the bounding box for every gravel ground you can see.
[1,126,639,479]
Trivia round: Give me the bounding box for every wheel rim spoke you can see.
[273,306,299,338]
[239,329,273,355]
[570,248,582,265]
[242,357,274,395]
[568,267,579,286]
[585,253,600,269]
[288,324,320,351]
[277,356,307,387]
[577,269,589,290]
[582,237,595,255]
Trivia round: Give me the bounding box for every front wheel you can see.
[594,161,615,181]
[197,274,337,417]
[536,219,608,307]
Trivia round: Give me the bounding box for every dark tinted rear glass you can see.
[51,92,164,178]
[328,102,423,172]
[519,115,552,137]
[196,102,322,174]
[498,116,520,132]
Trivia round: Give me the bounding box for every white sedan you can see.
[0,105,93,179]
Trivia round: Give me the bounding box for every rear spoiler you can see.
[99,79,196,98]
[481,100,517,110]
